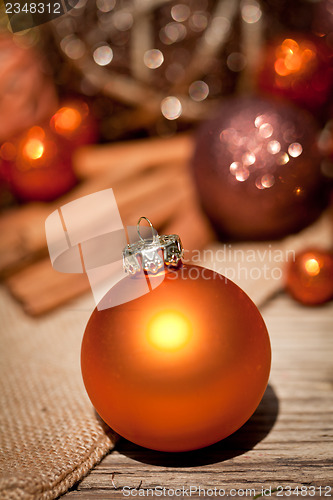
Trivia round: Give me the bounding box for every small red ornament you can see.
[2,126,76,202]
[81,220,271,452]
[1,99,98,202]
[257,35,333,112]
[192,96,326,240]
[286,248,333,305]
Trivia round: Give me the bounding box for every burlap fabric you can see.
[0,211,331,500]
[0,293,117,500]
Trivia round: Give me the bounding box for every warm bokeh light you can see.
[277,152,289,165]
[52,107,82,135]
[144,49,164,69]
[161,96,182,120]
[219,109,302,190]
[288,142,303,158]
[23,138,44,160]
[267,140,281,154]
[305,258,321,277]
[274,38,316,77]
[147,310,192,351]
[27,126,45,140]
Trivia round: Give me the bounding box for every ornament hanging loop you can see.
[137,216,159,244]
[123,217,184,276]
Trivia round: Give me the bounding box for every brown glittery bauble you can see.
[0,35,58,143]
[286,248,333,305]
[191,96,326,241]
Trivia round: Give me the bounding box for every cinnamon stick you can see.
[6,258,90,315]
[0,160,188,277]
[0,203,50,276]
[73,134,194,179]
[5,165,197,315]
[0,134,195,277]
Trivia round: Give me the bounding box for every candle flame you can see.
[147,310,192,352]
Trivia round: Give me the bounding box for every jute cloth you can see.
[0,293,117,500]
[0,211,331,500]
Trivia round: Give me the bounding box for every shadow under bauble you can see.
[111,383,279,468]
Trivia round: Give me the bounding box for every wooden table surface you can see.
[63,294,333,499]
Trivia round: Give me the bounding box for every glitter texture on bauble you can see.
[192,96,326,240]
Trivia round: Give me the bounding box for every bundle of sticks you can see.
[0,134,214,315]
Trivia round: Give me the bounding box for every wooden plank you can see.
[63,295,333,499]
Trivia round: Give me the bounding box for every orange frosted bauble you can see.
[286,248,333,305]
[81,264,271,452]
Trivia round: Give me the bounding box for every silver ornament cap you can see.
[123,217,183,276]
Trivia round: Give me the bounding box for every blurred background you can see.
[0,0,333,313]
[1,3,333,498]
